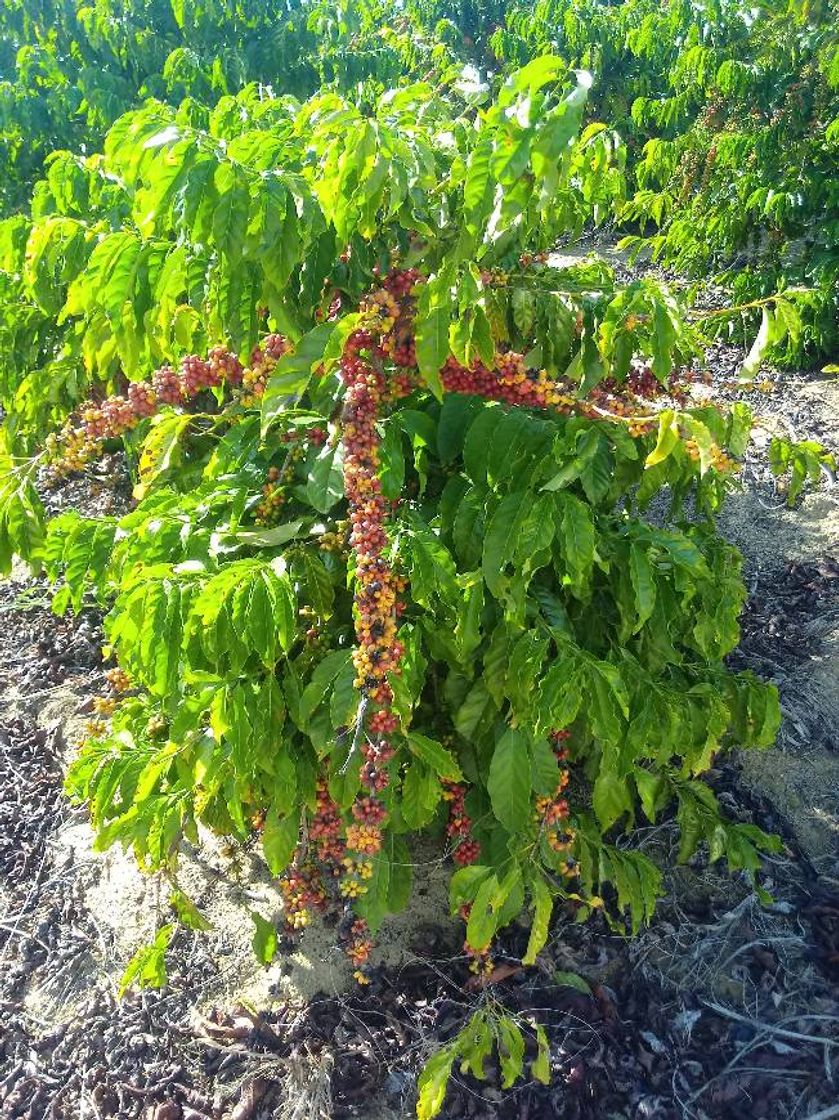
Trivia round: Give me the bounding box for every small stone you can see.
[153,1103,183,1120]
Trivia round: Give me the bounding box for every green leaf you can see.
[592,770,633,832]
[454,679,494,740]
[138,412,192,487]
[119,925,173,997]
[408,733,463,781]
[251,911,278,965]
[466,868,517,951]
[532,1023,551,1085]
[463,134,494,237]
[306,441,344,513]
[355,832,412,933]
[449,864,493,913]
[482,492,530,597]
[378,420,405,499]
[406,520,458,608]
[186,559,296,672]
[487,728,532,835]
[559,493,594,590]
[262,808,299,875]
[529,736,560,796]
[107,568,194,697]
[415,272,451,400]
[629,544,656,632]
[645,410,679,467]
[464,405,505,484]
[170,891,211,931]
[402,760,441,829]
[261,323,335,433]
[458,1012,493,1080]
[298,650,353,729]
[523,876,553,965]
[438,393,483,463]
[553,970,591,994]
[634,769,669,823]
[738,306,772,381]
[212,169,249,261]
[495,1015,525,1089]
[294,551,334,619]
[416,1041,460,1120]
[235,521,305,548]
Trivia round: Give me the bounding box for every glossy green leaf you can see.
[487,728,532,835]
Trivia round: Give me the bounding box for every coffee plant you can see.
[492,0,839,366]
[0,42,801,1120]
[0,0,479,219]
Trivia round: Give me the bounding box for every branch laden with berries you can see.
[0,57,787,1113]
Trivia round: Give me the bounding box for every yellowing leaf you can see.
[645,409,679,467]
[139,412,192,485]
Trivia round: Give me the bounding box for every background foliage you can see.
[3,0,836,363]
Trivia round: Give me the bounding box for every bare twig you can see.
[700,999,839,1047]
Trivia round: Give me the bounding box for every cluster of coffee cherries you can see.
[275,271,419,978]
[276,779,380,982]
[518,251,549,268]
[339,856,374,899]
[540,730,576,863]
[359,731,396,794]
[46,344,249,476]
[255,426,330,525]
[331,270,428,979]
[441,351,578,412]
[239,334,290,405]
[318,520,349,555]
[80,675,125,743]
[366,268,422,389]
[442,781,481,866]
[684,438,736,472]
[308,781,344,861]
[278,783,340,931]
[345,794,388,858]
[79,665,131,741]
[439,351,706,450]
[442,782,489,975]
[588,364,716,428]
[343,917,375,985]
[81,716,108,740]
[340,328,407,710]
[278,865,327,930]
[105,666,131,693]
[255,464,288,525]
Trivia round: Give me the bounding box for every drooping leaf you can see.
[487,728,532,835]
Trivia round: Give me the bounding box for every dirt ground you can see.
[1,289,838,1119]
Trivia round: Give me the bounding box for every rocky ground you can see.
[1,290,838,1119]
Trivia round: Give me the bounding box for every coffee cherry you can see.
[208,344,243,386]
[351,797,387,825]
[180,354,212,396]
[127,381,157,419]
[152,365,183,405]
[345,823,383,855]
[105,666,131,693]
[279,863,326,931]
[453,839,480,866]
